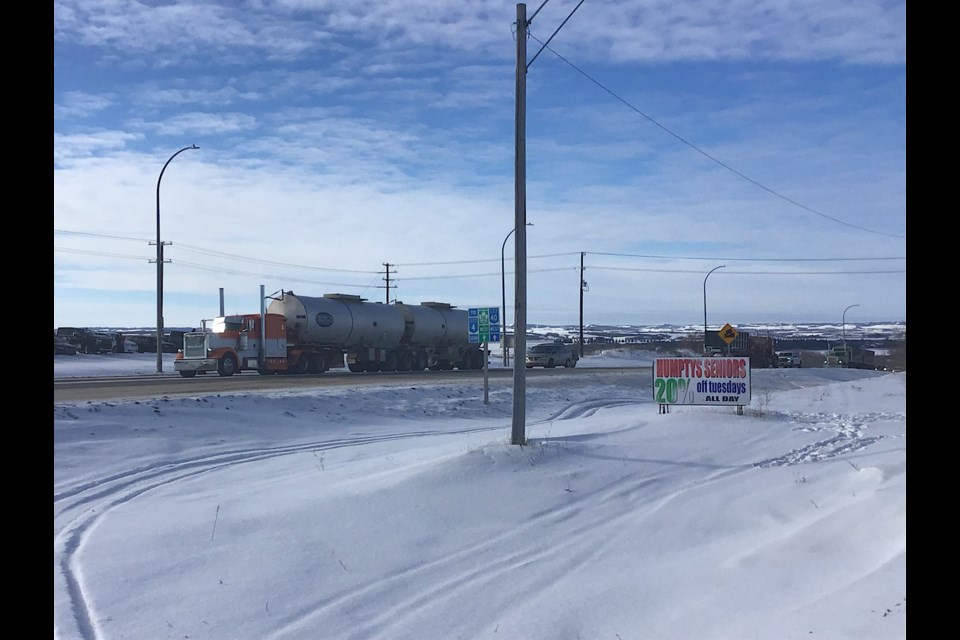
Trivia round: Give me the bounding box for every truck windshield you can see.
[212,317,245,332]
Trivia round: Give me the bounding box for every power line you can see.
[396,251,579,267]
[54,247,151,261]
[586,251,905,263]
[54,244,904,279]
[54,230,149,243]
[527,34,905,240]
[55,232,906,280]
[55,231,907,268]
[587,266,905,275]
[399,266,576,281]
[171,260,381,289]
[174,243,380,274]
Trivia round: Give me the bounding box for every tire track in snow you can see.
[266,405,748,640]
[53,422,515,640]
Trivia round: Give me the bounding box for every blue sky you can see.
[53,0,906,329]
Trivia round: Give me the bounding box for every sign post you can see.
[718,323,738,356]
[469,307,501,404]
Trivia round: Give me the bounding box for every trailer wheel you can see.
[308,354,326,374]
[179,371,197,378]
[382,352,397,372]
[218,353,238,377]
[415,352,429,371]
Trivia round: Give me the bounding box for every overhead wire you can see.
[55,231,906,281]
[526,33,905,240]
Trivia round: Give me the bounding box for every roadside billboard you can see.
[653,357,752,406]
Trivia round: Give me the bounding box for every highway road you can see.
[53,366,651,403]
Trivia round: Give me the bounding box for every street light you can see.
[703,265,726,355]
[842,303,860,359]
[502,222,533,366]
[155,144,199,373]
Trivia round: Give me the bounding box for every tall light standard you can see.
[155,144,199,373]
[842,303,860,360]
[703,265,726,354]
[501,223,533,366]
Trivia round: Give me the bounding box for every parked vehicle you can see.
[776,351,801,368]
[174,290,487,378]
[525,342,579,368]
[127,335,178,353]
[54,336,78,356]
[55,327,115,354]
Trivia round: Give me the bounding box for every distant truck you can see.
[776,351,801,368]
[704,331,777,368]
[825,345,876,370]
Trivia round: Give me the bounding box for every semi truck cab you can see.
[174,313,289,377]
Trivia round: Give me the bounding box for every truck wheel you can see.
[293,353,310,374]
[179,371,196,378]
[218,353,238,377]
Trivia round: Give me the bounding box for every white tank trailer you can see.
[266,291,485,372]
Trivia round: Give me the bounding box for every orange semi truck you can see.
[174,290,486,377]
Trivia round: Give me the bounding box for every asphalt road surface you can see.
[53,366,650,403]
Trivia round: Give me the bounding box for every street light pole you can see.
[155,144,199,373]
[501,223,533,367]
[842,303,860,359]
[703,265,726,355]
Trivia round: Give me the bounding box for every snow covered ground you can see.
[54,350,906,640]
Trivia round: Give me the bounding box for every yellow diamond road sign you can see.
[718,323,738,345]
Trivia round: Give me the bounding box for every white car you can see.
[121,339,140,353]
[525,342,579,368]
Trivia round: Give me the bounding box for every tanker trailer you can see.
[267,291,406,373]
[396,301,484,371]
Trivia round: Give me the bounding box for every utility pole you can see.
[579,251,585,358]
[511,2,528,446]
[511,0,583,446]
[382,263,393,303]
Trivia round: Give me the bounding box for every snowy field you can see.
[54,351,906,640]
